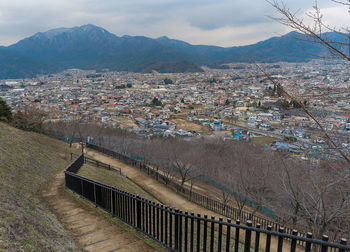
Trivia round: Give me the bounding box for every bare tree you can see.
[261,3,350,238]
[144,138,175,184]
[276,158,306,226]
[292,165,350,239]
[268,0,350,61]
[169,139,198,186]
[265,0,350,164]
[42,121,350,238]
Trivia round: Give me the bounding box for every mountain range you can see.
[0,24,345,79]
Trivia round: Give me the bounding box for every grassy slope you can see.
[77,162,160,203]
[0,123,79,251]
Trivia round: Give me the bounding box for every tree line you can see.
[0,98,44,132]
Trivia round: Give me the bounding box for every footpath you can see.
[41,170,167,252]
[84,147,301,252]
[85,148,222,217]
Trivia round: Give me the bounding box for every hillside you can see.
[1,24,348,78]
[0,123,78,251]
[0,47,53,79]
[6,24,188,76]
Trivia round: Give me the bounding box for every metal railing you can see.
[85,144,306,240]
[64,154,350,252]
[70,153,123,175]
[66,153,84,173]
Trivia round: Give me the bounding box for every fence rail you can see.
[70,152,123,175]
[85,143,310,242]
[64,154,350,252]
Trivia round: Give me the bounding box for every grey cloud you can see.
[183,0,338,30]
[0,0,347,46]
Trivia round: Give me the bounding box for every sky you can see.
[0,0,348,47]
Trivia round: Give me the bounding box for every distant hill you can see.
[155,31,346,64]
[0,24,348,79]
[6,24,188,75]
[0,47,53,79]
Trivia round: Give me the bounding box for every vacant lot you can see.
[171,118,212,135]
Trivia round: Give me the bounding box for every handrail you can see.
[64,154,350,252]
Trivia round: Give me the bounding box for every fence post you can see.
[165,207,168,245]
[129,193,132,224]
[305,232,313,252]
[184,211,188,252]
[93,183,97,207]
[203,215,208,252]
[218,217,223,251]
[145,200,149,233]
[190,213,195,252]
[136,196,141,229]
[149,201,153,236]
[113,190,117,217]
[339,238,347,252]
[277,227,284,252]
[152,203,156,237]
[157,203,160,240]
[125,193,129,223]
[321,235,329,252]
[226,218,231,252]
[110,189,113,215]
[265,225,272,252]
[169,208,173,248]
[254,223,261,252]
[133,194,136,225]
[175,209,179,250]
[244,220,252,252]
[80,179,83,197]
[179,210,183,251]
[207,216,214,252]
[197,214,201,252]
[290,229,298,252]
[235,220,240,252]
[160,205,164,243]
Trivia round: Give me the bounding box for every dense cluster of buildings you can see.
[1,61,349,158]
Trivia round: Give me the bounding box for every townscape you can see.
[2,60,350,161]
[1,0,350,250]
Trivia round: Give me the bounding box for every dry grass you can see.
[250,135,275,146]
[0,122,80,251]
[114,116,138,128]
[77,162,160,202]
[171,118,212,135]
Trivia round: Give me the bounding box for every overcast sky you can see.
[0,0,348,47]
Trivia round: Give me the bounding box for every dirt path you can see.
[85,148,302,252]
[85,149,221,217]
[41,171,167,252]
